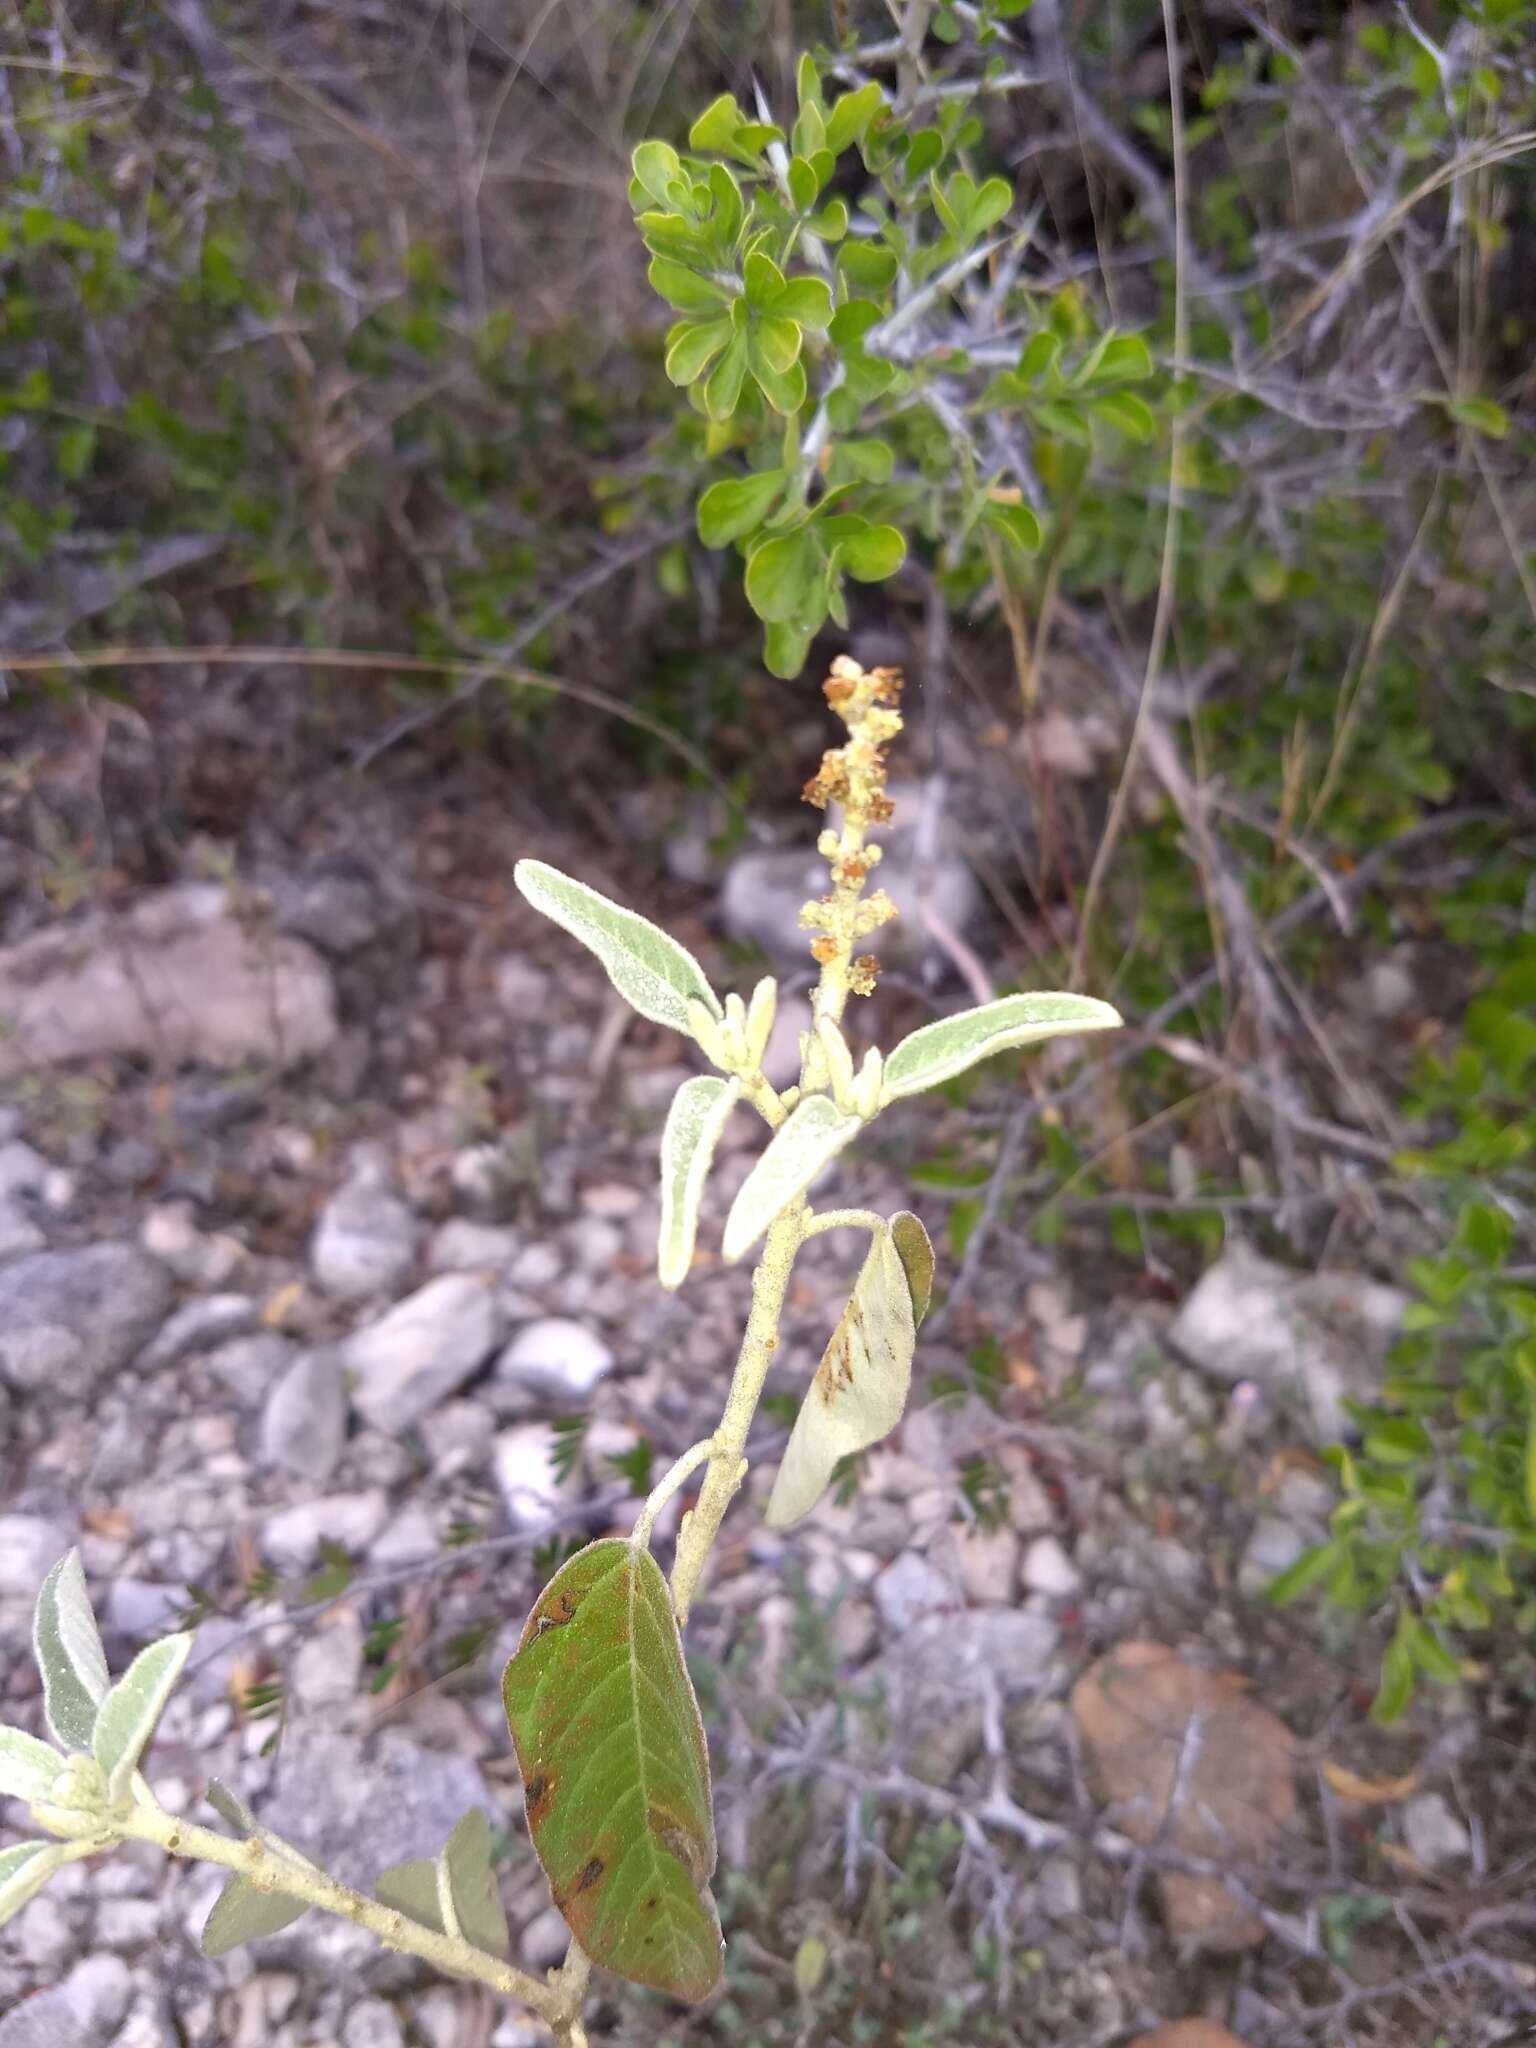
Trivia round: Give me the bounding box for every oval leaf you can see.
[765,1222,918,1528]
[503,1540,721,2001]
[835,522,905,583]
[659,1075,741,1290]
[91,1632,192,1804]
[0,1841,66,1930]
[881,992,1122,1102]
[722,1095,863,1264]
[665,318,732,387]
[744,527,822,625]
[889,1210,936,1327]
[201,1874,310,1957]
[647,257,727,316]
[0,1725,63,1808]
[32,1549,110,1751]
[697,470,785,548]
[632,140,683,209]
[514,860,723,1036]
[374,1854,443,1932]
[442,1807,512,1960]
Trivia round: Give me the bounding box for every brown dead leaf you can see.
[83,1504,133,1541]
[1320,1760,1421,1807]
[1131,2025,1251,2048]
[1377,1840,1435,1880]
[262,1279,304,1327]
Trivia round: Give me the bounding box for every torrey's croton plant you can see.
[0,661,1119,2043]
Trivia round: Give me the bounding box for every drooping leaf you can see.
[0,1842,66,1930]
[0,1726,62,1808]
[697,470,785,548]
[631,141,684,210]
[32,1550,110,1751]
[201,1874,310,1957]
[763,619,815,679]
[503,1540,721,2001]
[92,1632,192,1804]
[206,1778,259,1836]
[765,1218,926,1528]
[722,1095,863,1264]
[889,1210,936,1327]
[442,1808,512,1959]
[513,860,723,1036]
[658,1076,741,1290]
[881,992,1122,1102]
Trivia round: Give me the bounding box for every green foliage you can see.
[629,56,1161,675]
[1273,941,1536,1715]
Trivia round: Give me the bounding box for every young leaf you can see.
[1444,394,1510,439]
[632,141,684,210]
[722,1095,863,1264]
[0,1842,67,1930]
[838,242,898,293]
[32,1550,110,1751]
[205,1778,259,1836]
[881,992,1122,1102]
[970,176,1014,234]
[374,1854,443,1931]
[697,470,786,548]
[442,1807,512,1959]
[824,82,884,155]
[658,1076,741,1289]
[754,315,803,375]
[0,1726,63,1807]
[92,1633,192,1804]
[1091,390,1157,442]
[688,93,748,157]
[743,249,786,309]
[503,1541,721,2001]
[648,258,727,316]
[986,499,1043,552]
[747,338,808,417]
[744,527,822,624]
[1265,1540,1342,1605]
[665,318,732,386]
[703,328,749,420]
[513,860,723,1036]
[835,523,905,582]
[765,1218,925,1528]
[201,1875,309,1957]
[769,277,834,329]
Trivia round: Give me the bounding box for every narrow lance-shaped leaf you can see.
[92,1632,192,1804]
[658,1076,740,1290]
[32,1550,110,1751]
[721,1095,863,1264]
[503,1540,721,2001]
[0,1841,67,1930]
[765,1213,934,1529]
[881,992,1122,1103]
[514,860,723,1037]
[202,1877,310,1958]
[0,1725,63,1808]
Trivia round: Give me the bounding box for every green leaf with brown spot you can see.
[503,1540,721,2001]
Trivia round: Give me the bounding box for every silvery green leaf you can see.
[32,1550,110,1751]
[880,992,1122,1103]
[0,1726,63,1808]
[513,859,723,1036]
[375,1855,443,1931]
[0,1841,67,1929]
[201,1874,309,1957]
[765,1217,924,1528]
[721,1095,862,1264]
[658,1075,740,1289]
[441,1808,511,1959]
[91,1633,192,1804]
[206,1778,258,1836]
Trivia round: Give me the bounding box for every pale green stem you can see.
[118,1798,583,2039]
[800,1208,885,1239]
[669,1200,807,1626]
[631,1437,716,1552]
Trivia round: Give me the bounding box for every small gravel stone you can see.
[6,1894,72,1974]
[494,1318,614,1407]
[0,1139,47,1199]
[0,1512,72,1605]
[1238,1515,1308,1598]
[344,1274,504,1434]
[954,1524,1021,1606]
[0,1955,132,2048]
[493,1424,572,1529]
[1402,1791,1471,1869]
[260,1348,347,1482]
[0,1199,45,1260]
[140,1294,258,1369]
[106,1579,189,1641]
[96,1898,163,1949]
[205,1331,296,1397]
[0,1243,173,1397]
[343,2000,406,2048]
[873,1551,956,1634]
[1022,1534,1081,1598]
[506,1243,562,1289]
[519,1903,570,1973]
[427,1219,519,1274]
[263,1490,389,1570]
[311,1159,421,1301]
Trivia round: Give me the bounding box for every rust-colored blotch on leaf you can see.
[502,1539,722,2002]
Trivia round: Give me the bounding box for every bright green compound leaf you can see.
[647,258,727,316]
[697,469,786,547]
[92,1632,191,1804]
[765,1212,934,1528]
[0,1725,62,1807]
[744,527,822,624]
[659,1076,741,1289]
[632,141,684,209]
[881,992,1122,1102]
[202,1875,311,1956]
[514,860,723,1037]
[665,318,732,386]
[0,1842,67,1930]
[824,82,884,155]
[32,1550,110,1751]
[835,522,905,582]
[503,1541,721,2001]
[722,1095,863,1263]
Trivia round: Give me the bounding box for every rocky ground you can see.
[0,738,1531,2048]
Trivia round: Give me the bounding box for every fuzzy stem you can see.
[800,1208,886,1239]
[668,1201,806,1626]
[631,1437,716,1552]
[119,1800,578,2034]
